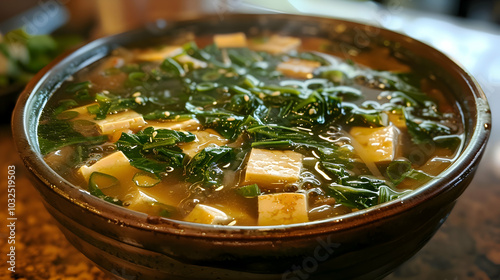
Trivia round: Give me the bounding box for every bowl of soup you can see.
[12,14,490,279]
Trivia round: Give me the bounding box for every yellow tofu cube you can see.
[125,191,172,215]
[387,111,406,130]
[79,151,135,181]
[178,129,229,158]
[147,118,202,132]
[184,204,232,225]
[249,35,301,54]
[350,125,399,163]
[258,193,308,226]
[66,104,146,135]
[244,148,302,190]
[277,59,321,79]
[213,32,247,48]
[94,110,146,135]
[135,45,183,61]
[78,151,141,201]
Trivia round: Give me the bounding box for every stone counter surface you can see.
[1,118,499,280]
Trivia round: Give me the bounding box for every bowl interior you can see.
[12,13,491,236]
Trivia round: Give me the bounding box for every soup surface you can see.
[39,32,463,226]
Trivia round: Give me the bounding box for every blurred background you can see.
[0,1,499,279]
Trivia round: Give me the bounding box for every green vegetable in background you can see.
[0,28,82,89]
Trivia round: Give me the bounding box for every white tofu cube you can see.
[135,45,183,61]
[350,125,399,163]
[244,148,302,190]
[213,32,247,48]
[258,193,308,226]
[249,35,301,54]
[178,129,229,158]
[184,204,232,225]
[277,58,321,79]
[147,118,202,132]
[94,110,146,135]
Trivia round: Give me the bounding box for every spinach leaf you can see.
[322,163,410,209]
[38,120,107,155]
[386,160,433,185]
[116,128,195,174]
[184,146,234,187]
[378,186,412,204]
[327,184,379,209]
[404,108,451,144]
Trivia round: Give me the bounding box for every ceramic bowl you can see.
[12,14,491,280]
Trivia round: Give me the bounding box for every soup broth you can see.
[39,32,463,226]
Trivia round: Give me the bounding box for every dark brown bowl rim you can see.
[12,13,491,240]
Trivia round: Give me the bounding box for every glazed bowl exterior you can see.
[12,14,491,280]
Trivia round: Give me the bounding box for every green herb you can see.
[184,146,234,187]
[88,172,123,205]
[236,184,261,197]
[161,57,185,77]
[116,127,195,174]
[38,120,107,155]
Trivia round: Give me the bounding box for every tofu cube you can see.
[184,204,232,225]
[244,148,302,190]
[78,151,141,200]
[147,118,202,132]
[94,110,146,135]
[350,125,399,163]
[277,59,321,79]
[179,129,229,158]
[213,32,247,48]
[387,111,406,130]
[125,191,165,213]
[66,104,146,135]
[258,193,308,226]
[79,151,135,181]
[135,45,183,61]
[249,35,301,54]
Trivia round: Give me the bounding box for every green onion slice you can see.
[236,184,261,197]
[133,172,161,188]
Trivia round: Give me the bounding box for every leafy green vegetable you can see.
[1,29,82,88]
[38,120,107,155]
[184,146,234,187]
[161,57,185,77]
[92,91,142,120]
[322,163,410,209]
[116,127,195,174]
[378,186,412,204]
[327,184,379,209]
[404,108,451,144]
[236,184,261,197]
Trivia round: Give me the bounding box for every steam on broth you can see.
[39,32,463,226]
